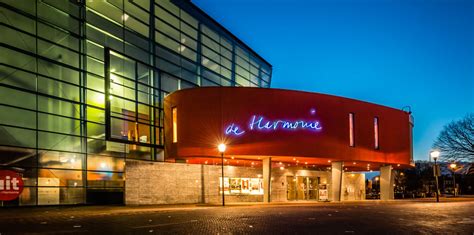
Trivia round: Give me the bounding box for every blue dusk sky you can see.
[194,0,474,161]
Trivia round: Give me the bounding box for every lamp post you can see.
[430,150,440,202]
[218,143,226,206]
[450,163,457,197]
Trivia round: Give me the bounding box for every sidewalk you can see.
[0,197,473,220]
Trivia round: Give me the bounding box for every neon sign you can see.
[225,110,322,136]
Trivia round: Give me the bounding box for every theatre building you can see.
[0,0,412,206]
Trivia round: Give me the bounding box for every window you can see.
[172,107,177,143]
[106,50,162,147]
[349,113,355,147]
[374,117,379,149]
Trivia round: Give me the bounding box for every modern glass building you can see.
[0,0,272,206]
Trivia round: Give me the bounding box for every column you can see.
[331,162,343,202]
[380,165,394,200]
[262,157,272,203]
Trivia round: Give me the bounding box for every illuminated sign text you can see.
[225,113,322,136]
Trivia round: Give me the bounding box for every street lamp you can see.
[430,150,440,202]
[450,163,457,197]
[218,143,226,206]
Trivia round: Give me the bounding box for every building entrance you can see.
[287,176,319,200]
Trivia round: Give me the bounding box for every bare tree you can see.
[433,113,474,162]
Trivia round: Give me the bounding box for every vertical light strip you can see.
[172,107,178,143]
[374,117,379,149]
[349,113,355,147]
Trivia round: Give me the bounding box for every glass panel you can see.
[160,73,179,92]
[137,63,151,85]
[111,96,136,120]
[38,151,84,170]
[110,51,135,79]
[127,144,151,160]
[86,89,105,108]
[38,131,83,152]
[38,169,84,187]
[236,75,249,86]
[59,187,85,205]
[181,21,197,39]
[0,4,36,31]
[201,35,219,52]
[202,46,220,63]
[156,18,179,40]
[0,105,36,129]
[38,95,81,118]
[201,25,219,42]
[125,16,148,37]
[87,155,125,172]
[87,73,105,92]
[38,76,80,102]
[180,10,197,28]
[0,25,36,53]
[155,4,179,28]
[138,103,150,120]
[38,22,79,51]
[0,146,37,168]
[0,65,37,91]
[110,117,137,141]
[42,0,80,17]
[87,171,124,188]
[125,0,149,22]
[87,0,123,25]
[0,46,36,74]
[18,187,37,206]
[156,57,181,77]
[87,122,105,139]
[38,1,80,34]
[38,39,79,67]
[86,23,124,54]
[87,106,105,124]
[137,123,151,144]
[38,59,79,84]
[156,45,180,65]
[111,81,136,102]
[0,126,36,148]
[38,113,81,135]
[155,31,179,53]
[86,40,104,60]
[202,57,220,74]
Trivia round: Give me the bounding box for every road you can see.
[0,200,473,234]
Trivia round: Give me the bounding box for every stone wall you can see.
[125,160,263,205]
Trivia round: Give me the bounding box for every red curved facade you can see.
[164,87,413,171]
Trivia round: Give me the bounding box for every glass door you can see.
[286,176,297,200]
[287,176,320,201]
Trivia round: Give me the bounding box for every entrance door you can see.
[287,176,319,201]
[286,176,297,200]
[307,177,319,200]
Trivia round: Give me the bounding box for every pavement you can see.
[0,198,473,234]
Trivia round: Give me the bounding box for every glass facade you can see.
[0,0,272,206]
